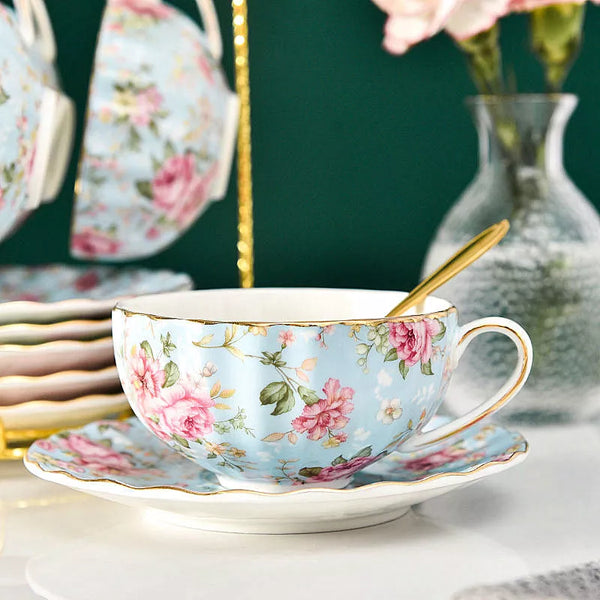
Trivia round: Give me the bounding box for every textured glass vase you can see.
[422,94,600,423]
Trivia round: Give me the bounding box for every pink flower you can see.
[157,379,216,441]
[71,227,123,257]
[131,86,163,126]
[36,440,56,451]
[58,434,133,473]
[146,226,160,239]
[129,347,165,409]
[307,455,379,483]
[292,378,354,441]
[372,0,510,53]
[400,446,468,472]
[111,0,171,19]
[388,318,441,367]
[151,154,215,227]
[74,271,100,292]
[278,329,296,346]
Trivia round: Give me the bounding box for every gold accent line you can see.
[24,441,528,497]
[424,323,531,445]
[114,304,458,328]
[232,0,255,288]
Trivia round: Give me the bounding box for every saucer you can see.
[25,416,528,534]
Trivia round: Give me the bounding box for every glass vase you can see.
[422,94,600,423]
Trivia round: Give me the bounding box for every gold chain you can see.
[232,0,254,288]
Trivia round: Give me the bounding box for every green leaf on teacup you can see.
[421,360,433,376]
[272,391,295,416]
[148,120,159,136]
[398,360,409,379]
[171,434,189,448]
[0,87,9,105]
[351,446,373,460]
[140,340,154,359]
[129,127,141,151]
[214,422,231,434]
[431,320,446,343]
[163,361,180,388]
[135,180,153,200]
[299,467,323,478]
[384,347,398,362]
[298,386,320,406]
[332,455,347,466]
[161,332,176,358]
[3,164,15,184]
[260,381,289,405]
[165,140,176,159]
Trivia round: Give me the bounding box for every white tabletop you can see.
[2,423,599,600]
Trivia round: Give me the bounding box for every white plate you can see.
[0,265,192,324]
[0,366,120,406]
[0,336,114,377]
[25,417,529,534]
[0,318,112,344]
[0,393,129,431]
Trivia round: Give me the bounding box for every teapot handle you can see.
[14,0,56,63]
[194,0,223,62]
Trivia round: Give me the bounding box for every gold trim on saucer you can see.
[23,440,528,496]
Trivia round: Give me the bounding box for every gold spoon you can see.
[387,219,510,317]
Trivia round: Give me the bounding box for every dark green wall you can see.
[3,1,599,290]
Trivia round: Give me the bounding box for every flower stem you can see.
[530,3,586,92]
[456,24,504,95]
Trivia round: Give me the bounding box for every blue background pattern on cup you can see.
[113,307,462,488]
[25,416,527,493]
[0,5,54,243]
[72,0,237,261]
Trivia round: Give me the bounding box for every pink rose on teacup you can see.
[71,227,123,257]
[151,154,215,227]
[111,0,171,19]
[388,318,441,367]
[131,85,164,127]
[306,455,379,483]
[292,378,354,441]
[157,379,216,441]
[129,346,165,410]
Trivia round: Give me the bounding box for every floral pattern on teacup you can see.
[72,0,237,260]
[0,6,55,242]
[27,417,528,492]
[114,309,456,487]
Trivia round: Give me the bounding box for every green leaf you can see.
[161,332,176,357]
[140,340,154,359]
[0,87,9,105]
[356,343,370,356]
[129,127,141,151]
[331,455,347,466]
[148,120,159,136]
[298,386,320,406]
[163,361,180,387]
[431,320,446,343]
[272,391,295,416]
[299,467,322,478]
[398,360,409,380]
[213,422,231,434]
[136,180,153,200]
[151,156,162,172]
[259,381,289,405]
[384,347,398,362]
[3,164,15,183]
[421,360,433,376]
[165,140,176,159]
[171,434,189,448]
[351,446,373,459]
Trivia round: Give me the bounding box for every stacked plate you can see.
[0,265,192,454]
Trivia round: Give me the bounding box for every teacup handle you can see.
[194,0,223,61]
[14,0,56,63]
[401,317,533,451]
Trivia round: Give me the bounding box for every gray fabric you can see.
[454,561,600,600]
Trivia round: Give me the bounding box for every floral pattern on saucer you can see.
[26,416,527,494]
[0,265,192,302]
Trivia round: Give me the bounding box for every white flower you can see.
[377,398,403,424]
[353,427,371,442]
[377,368,393,388]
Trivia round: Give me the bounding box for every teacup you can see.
[0,1,75,242]
[113,288,532,492]
[71,0,239,261]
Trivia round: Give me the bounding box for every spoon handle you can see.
[386,220,510,318]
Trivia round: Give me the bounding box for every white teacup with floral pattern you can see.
[113,288,533,492]
[71,0,239,261]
